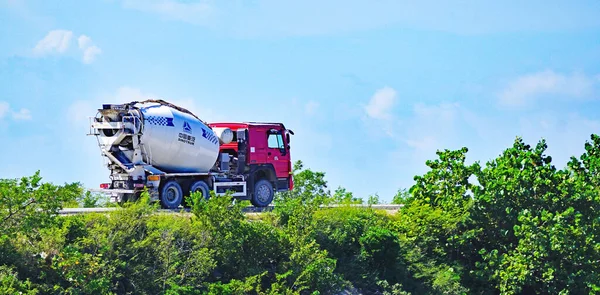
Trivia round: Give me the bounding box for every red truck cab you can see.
[208,122,294,204]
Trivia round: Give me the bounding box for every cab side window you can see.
[267,133,284,149]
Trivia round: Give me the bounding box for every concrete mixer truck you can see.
[88,99,294,209]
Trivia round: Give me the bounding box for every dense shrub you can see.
[1,134,600,294]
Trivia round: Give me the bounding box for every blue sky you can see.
[1,0,600,203]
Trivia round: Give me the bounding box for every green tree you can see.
[455,138,565,293]
[0,265,38,295]
[391,188,410,205]
[77,191,107,208]
[394,147,477,294]
[359,226,402,283]
[0,171,82,239]
[312,206,399,292]
[274,160,331,227]
[332,186,363,204]
[367,193,381,205]
[409,147,479,213]
[3,135,600,295]
[277,160,330,203]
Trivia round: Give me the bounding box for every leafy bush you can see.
[2,134,600,294]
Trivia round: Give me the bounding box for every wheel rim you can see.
[256,183,271,203]
[166,186,179,203]
[192,187,204,198]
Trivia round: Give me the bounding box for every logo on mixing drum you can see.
[178,132,195,145]
[183,121,192,134]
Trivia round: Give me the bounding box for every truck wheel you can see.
[251,179,274,207]
[160,180,183,209]
[189,180,210,200]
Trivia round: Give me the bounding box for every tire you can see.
[189,180,210,200]
[117,193,129,207]
[251,179,274,207]
[160,180,183,209]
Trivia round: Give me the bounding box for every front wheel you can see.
[160,180,183,209]
[251,179,274,207]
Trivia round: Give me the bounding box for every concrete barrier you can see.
[57,204,404,215]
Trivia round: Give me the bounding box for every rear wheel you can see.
[117,192,140,206]
[160,180,183,209]
[117,193,130,207]
[251,179,274,207]
[189,180,210,200]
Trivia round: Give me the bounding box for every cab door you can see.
[248,127,267,164]
[266,128,291,180]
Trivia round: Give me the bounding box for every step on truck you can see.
[88,99,294,208]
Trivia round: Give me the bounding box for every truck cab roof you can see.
[208,122,287,129]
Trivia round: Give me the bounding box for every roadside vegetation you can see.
[2,135,600,294]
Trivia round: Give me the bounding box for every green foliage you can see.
[274,160,333,229]
[359,226,401,281]
[77,191,108,208]
[0,171,82,239]
[0,265,38,295]
[391,188,410,204]
[312,207,380,289]
[3,134,600,294]
[409,147,479,212]
[277,160,330,204]
[367,193,381,205]
[444,137,600,294]
[394,190,470,294]
[389,148,474,294]
[332,186,363,204]
[398,135,600,294]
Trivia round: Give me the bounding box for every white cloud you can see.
[361,87,401,139]
[364,86,397,120]
[82,45,102,64]
[33,30,73,55]
[78,35,92,49]
[31,31,102,64]
[12,108,32,120]
[77,34,102,64]
[0,102,32,121]
[498,70,599,107]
